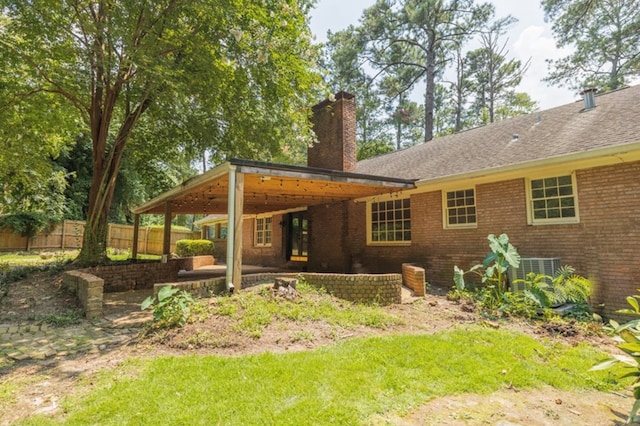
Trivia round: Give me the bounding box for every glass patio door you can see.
[288,211,308,262]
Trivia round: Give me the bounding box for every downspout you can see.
[225,165,236,293]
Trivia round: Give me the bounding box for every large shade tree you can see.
[360,0,493,142]
[542,0,640,90]
[465,17,534,125]
[0,0,322,265]
[0,45,79,219]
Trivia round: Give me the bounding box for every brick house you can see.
[316,87,639,317]
[137,87,640,317]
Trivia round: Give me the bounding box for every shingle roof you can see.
[356,85,640,181]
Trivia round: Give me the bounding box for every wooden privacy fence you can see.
[0,220,199,254]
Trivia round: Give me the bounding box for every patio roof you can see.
[133,158,416,216]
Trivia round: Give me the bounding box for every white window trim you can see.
[254,215,273,247]
[525,172,580,225]
[442,187,478,230]
[366,195,412,246]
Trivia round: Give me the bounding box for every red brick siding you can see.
[241,214,286,267]
[576,162,640,317]
[343,161,640,317]
[308,202,351,272]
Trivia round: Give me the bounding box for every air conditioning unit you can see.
[508,257,561,291]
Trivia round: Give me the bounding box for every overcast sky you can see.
[309,0,581,110]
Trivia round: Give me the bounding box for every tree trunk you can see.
[424,49,436,142]
[75,79,150,266]
[75,157,119,265]
[396,92,404,150]
[454,48,464,132]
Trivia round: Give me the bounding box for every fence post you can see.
[61,220,66,250]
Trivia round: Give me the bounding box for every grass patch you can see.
[0,251,77,266]
[28,310,83,327]
[106,249,160,262]
[0,250,160,266]
[213,282,402,338]
[21,328,626,425]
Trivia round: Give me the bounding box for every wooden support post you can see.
[163,202,172,262]
[132,214,140,260]
[225,167,245,291]
[232,172,244,290]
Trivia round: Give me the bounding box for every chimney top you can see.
[580,88,597,110]
[312,91,355,112]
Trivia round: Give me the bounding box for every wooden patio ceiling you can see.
[133,158,416,216]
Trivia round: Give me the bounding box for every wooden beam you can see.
[132,214,140,260]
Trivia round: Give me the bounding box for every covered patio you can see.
[132,158,416,291]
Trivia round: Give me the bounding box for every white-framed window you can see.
[367,197,411,244]
[443,188,477,229]
[255,216,272,247]
[526,173,579,225]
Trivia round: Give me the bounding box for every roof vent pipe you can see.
[581,88,597,110]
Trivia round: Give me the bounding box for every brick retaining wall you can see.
[178,255,215,271]
[301,273,402,305]
[63,260,181,318]
[64,264,404,319]
[156,272,402,306]
[63,270,104,319]
[85,260,181,292]
[402,263,426,296]
[155,277,227,298]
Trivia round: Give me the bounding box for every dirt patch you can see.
[373,386,632,425]
[0,272,635,425]
[0,271,81,323]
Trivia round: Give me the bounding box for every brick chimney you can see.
[308,91,356,172]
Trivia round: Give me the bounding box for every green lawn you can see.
[20,328,624,425]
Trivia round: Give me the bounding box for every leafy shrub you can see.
[453,233,520,310]
[0,262,10,300]
[591,291,640,423]
[514,265,591,308]
[499,291,540,319]
[0,212,58,238]
[142,286,195,328]
[175,239,214,257]
[452,235,592,320]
